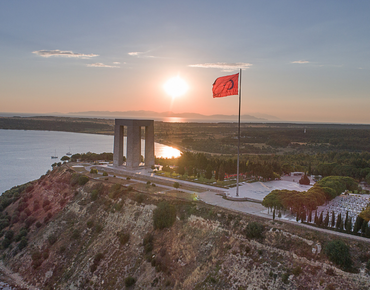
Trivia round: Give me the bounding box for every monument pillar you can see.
[113,124,124,167]
[145,125,155,167]
[113,119,155,169]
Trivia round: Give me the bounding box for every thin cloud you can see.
[87,63,120,68]
[113,62,121,64]
[291,60,310,64]
[33,50,98,58]
[189,62,253,72]
[128,51,155,58]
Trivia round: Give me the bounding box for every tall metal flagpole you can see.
[236,68,242,197]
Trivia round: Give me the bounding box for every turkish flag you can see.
[212,73,239,98]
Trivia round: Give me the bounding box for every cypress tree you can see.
[301,210,306,223]
[365,222,370,238]
[318,211,323,226]
[361,220,368,236]
[331,211,335,228]
[307,211,312,223]
[324,212,329,227]
[314,211,318,225]
[336,213,342,230]
[346,218,352,234]
[296,211,299,222]
[273,209,275,220]
[344,211,349,231]
[353,216,363,234]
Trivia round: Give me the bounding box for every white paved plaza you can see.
[225,180,313,201]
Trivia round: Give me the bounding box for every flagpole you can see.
[236,68,241,197]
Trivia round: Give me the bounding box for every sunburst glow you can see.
[163,76,189,98]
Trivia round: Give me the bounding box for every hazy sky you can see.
[1,1,370,123]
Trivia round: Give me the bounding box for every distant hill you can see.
[68,110,281,122]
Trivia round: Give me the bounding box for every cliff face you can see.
[1,165,370,290]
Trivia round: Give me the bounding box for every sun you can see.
[163,76,189,98]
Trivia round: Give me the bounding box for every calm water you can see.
[0,129,180,194]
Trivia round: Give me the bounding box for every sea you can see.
[0,129,181,195]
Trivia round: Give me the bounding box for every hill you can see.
[0,165,369,289]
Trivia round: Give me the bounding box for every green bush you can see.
[90,168,98,174]
[15,228,28,242]
[78,175,89,186]
[87,220,94,228]
[48,234,57,245]
[244,222,264,239]
[124,276,136,287]
[153,201,176,230]
[324,240,352,270]
[18,236,27,250]
[109,184,124,199]
[117,230,130,245]
[102,171,108,176]
[71,229,81,240]
[91,189,99,201]
[173,182,180,189]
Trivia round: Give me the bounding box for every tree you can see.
[273,209,275,220]
[324,240,352,270]
[153,201,176,230]
[218,164,225,181]
[61,155,70,161]
[324,212,329,227]
[299,174,310,185]
[205,164,213,180]
[331,211,335,228]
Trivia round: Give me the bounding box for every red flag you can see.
[212,73,239,98]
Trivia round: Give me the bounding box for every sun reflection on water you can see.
[155,144,181,158]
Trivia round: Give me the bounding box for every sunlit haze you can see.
[1,1,370,123]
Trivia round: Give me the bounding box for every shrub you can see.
[91,189,99,201]
[2,238,11,249]
[173,182,180,189]
[117,230,130,245]
[18,237,27,250]
[4,230,14,240]
[109,184,124,199]
[24,208,31,216]
[31,251,42,261]
[87,220,94,228]
[95,223,103,234]
[102,171,108,176]
[324,240,352,270]
[35,221,42,228]
[146,181,151,185]
[78,175,89,186]
[134,193,144,203]
[15,228,28,242]
[90,168,98,174]
[42,200,50,208]
[48,234,57,245]
[124,276,136,287]
[153,201,176,230]
[71,229,81,240]
[25,216,37,228]
[143,233,154,254]
[244,222,264,239]
[90,252,104,272]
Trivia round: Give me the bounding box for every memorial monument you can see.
[113,119,155,169]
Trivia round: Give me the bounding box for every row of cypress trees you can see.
[272,208,370,237]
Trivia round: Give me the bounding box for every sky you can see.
[1,1,370,123]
